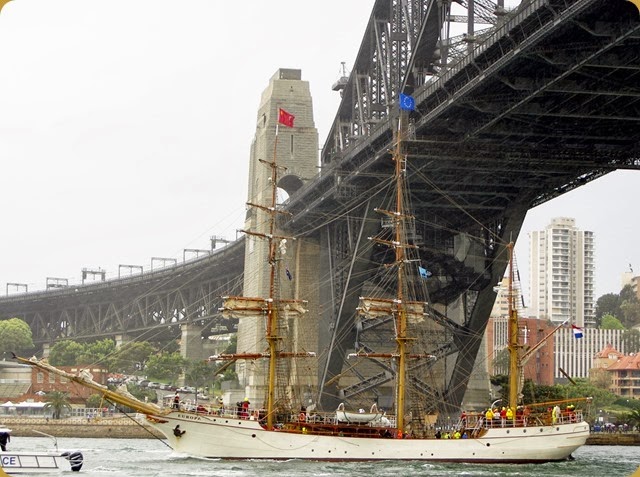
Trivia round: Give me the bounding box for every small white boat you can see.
[335,403,385,424]
[0,429,83,474]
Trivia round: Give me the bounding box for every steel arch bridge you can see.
[1,0,639,410]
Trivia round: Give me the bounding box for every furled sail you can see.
[357,297,426,324]
[220,296,308,319]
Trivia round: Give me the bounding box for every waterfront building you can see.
[591,344,640,398]
[529,217,595,327]
[554,327,624,381]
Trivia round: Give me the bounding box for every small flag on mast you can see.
[418,266,431,279]
[571,324,583,339]
[278,108,295,128]
[285,267,293,281]
[399,93,415,111]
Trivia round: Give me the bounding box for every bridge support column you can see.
[180,323,206,361]
[237,68,319,405]
[114,334,132,348]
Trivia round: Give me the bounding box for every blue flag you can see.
[418,266,431,279]
[399,93,415,111]
[285,267,293,281]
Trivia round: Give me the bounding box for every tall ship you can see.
[16,90,591,462]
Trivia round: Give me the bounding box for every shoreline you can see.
[0,416,163,439]
[1,417,638,445]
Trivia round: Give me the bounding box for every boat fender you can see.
[61,451,84,472]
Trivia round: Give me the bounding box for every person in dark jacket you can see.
[0,431,10,451]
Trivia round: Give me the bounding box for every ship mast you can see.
[394,111,409,432]
[217,109,312,431]
[507,242,522,412]
[356,110,429,433]
[264,127,281,431]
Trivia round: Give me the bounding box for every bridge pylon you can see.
[236,69,320,405]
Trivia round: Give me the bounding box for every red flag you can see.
[278,108,295,128]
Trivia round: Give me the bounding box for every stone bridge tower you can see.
[237,69,320,406]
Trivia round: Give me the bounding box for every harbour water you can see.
[8,437,640,476]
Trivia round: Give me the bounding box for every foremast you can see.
[218,113,313,431]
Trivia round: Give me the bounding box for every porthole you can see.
[506,430,510,434]
[486,443,491,447]
[523,429,527,433]
[252,434,256,438]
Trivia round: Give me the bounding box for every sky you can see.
[1,0,638,303]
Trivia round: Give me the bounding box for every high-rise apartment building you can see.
[529,217,595,327]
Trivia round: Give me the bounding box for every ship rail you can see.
[460,408,585,430]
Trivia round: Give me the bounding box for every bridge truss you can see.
[285,0,640,411]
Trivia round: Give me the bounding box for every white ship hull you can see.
[148,412,589,462]
[0,450,83,473]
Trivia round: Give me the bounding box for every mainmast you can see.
[394,111,410,432]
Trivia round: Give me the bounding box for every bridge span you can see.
[0,0,639,411]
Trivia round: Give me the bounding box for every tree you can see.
[491,348,510,375]
[85,394,104,409]
[620,300,640,328]
[44,391,72,419]
[185,360,215,393]
[0,317,34,357]
[622,329,640,354]
[77,339,116,367]
[108,341,156,374]
[145,352,187,384]
[48,340,86,366]
[596,293,623,327]
[601,313,625,330]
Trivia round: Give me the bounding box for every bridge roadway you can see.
[0,0,639,411]
[0,239,244,345]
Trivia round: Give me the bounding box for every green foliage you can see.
[491,348,510,375]
[622,329,640,354]
[625,409,640,427]
[620,300,640,328]
[48,339,159,372]
[595,293,623,327]
[126,383,158,404]
[495,379,618,416]
[601,313,625,330]
[613,397,640,410]
[77,339,116,367]
[0,317,34,356]
[48,341,86,366]
[85,394,104,408]
[224,335,237,354]
[44,391,71,419]
[185,360,215,391]
[108,341,156,374]
[145,352,187,384]
[521,380,564,404]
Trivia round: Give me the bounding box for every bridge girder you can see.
[285,0,640,411]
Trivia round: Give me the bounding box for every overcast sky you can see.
[1,0,638,303]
